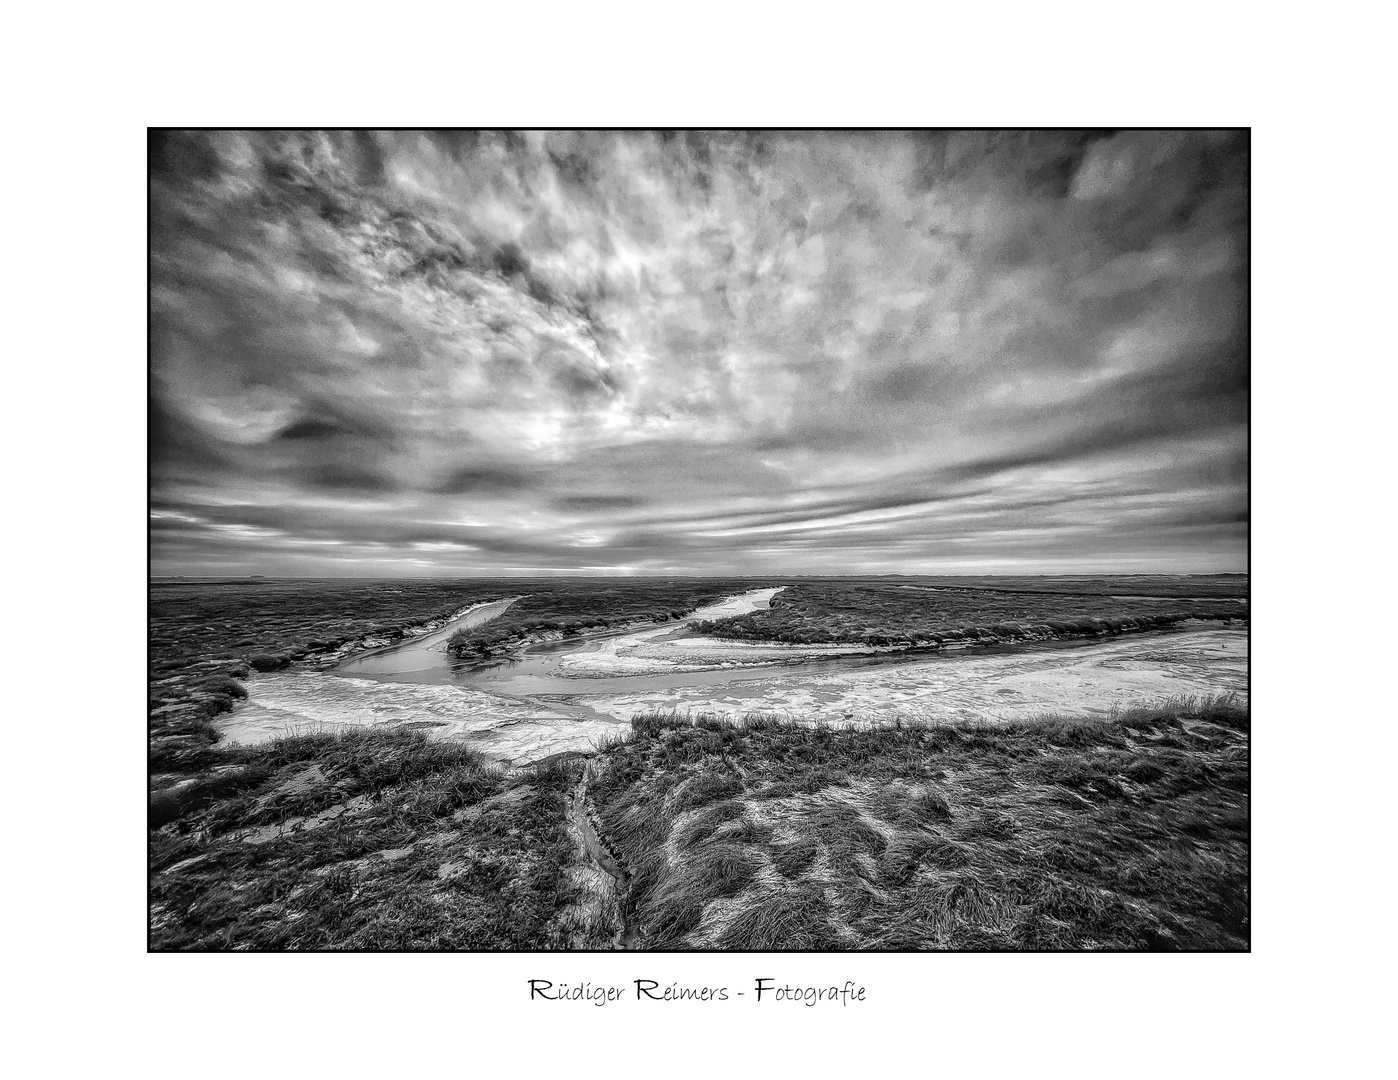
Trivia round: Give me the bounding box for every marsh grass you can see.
[590,696,1248,950]
[151,697,1248,951]
[149,728,583,950]
[714,882,845,949]
[691,579,1247,647]
[149,579,512,765]
[443,579,760,658]
[150,578,1247,951]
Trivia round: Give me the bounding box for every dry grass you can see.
[149,728,583,950]
[150,697,1248,951]
[589,696,1249,951]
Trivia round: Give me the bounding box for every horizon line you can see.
[150,570,1250,581]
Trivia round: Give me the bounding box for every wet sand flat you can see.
[543,587,891,677]
[573,628,1248,725]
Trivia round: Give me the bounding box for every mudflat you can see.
[216,586,1244,765]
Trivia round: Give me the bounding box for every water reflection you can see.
[333,597,519,679]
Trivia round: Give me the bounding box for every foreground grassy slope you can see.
[693,579,1247,647]
[150,729,582,949]
[589,698,1248,950]
[151,699,1248,950]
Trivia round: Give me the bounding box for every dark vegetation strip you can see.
[871,573,1249,599]
[443,579,763,658]
[692,580,1247,647]
[590,697,1249,950]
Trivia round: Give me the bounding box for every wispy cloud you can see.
[150,130,1247,576]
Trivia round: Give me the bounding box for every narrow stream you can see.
[442,629,1127,695]
[217,589,1248,762]
[327,588,803,695]
[326,593,1230,698]
[333,597,521,678]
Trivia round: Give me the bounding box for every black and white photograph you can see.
[148,128,1249,952]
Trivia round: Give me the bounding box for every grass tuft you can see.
[714,884,846,950]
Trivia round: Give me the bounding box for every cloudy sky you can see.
[150,130,1247,578]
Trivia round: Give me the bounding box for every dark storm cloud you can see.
[432,464,541,496]
[553,494,648,511]
[150,130,1247,576]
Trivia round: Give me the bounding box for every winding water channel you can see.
[218,589,1248,765]
[333,597,523,680]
